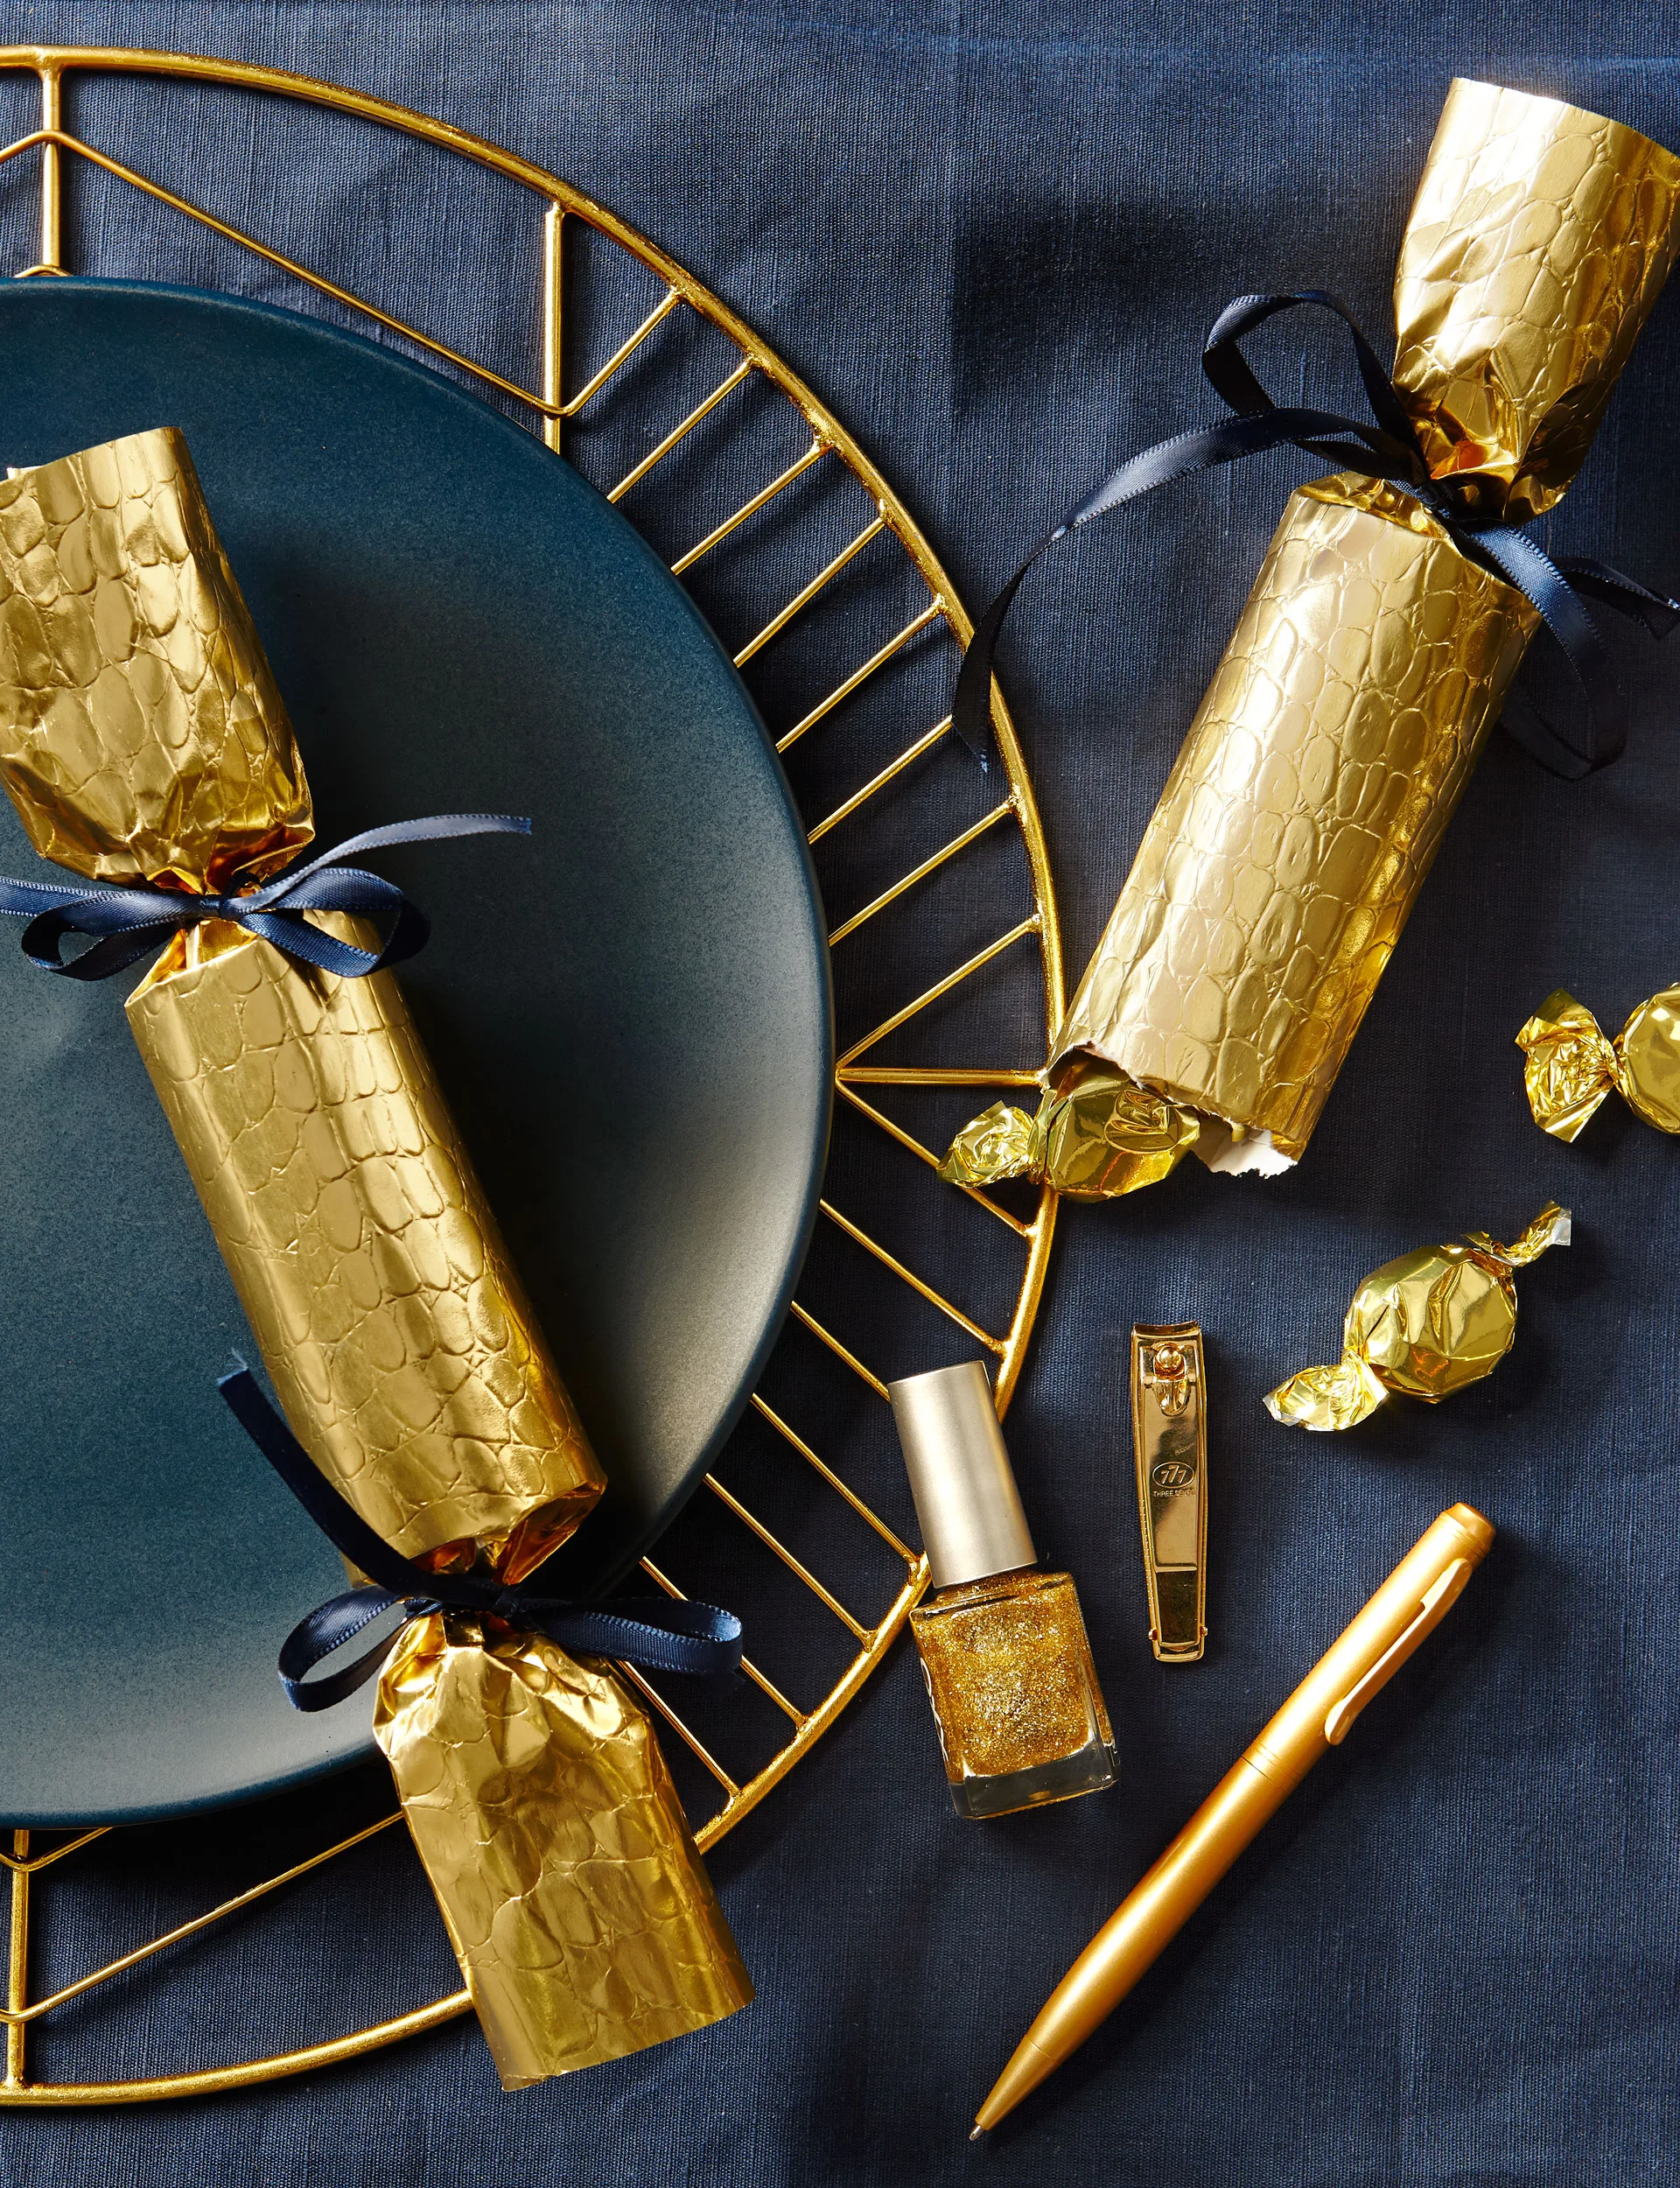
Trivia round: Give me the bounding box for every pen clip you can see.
[1323,1559,1473,1745]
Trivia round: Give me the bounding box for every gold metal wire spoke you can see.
[0,46,1065,2103]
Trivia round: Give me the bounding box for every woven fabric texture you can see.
[1,5,1677,2184]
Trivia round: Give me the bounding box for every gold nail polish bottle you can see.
[889,1362,1117,1820]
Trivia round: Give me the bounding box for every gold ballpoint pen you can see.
[972,1503,1494,2136]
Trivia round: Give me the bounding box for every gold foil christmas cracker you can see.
[1264,1203,1570,1432]
[942,82,1680,1202]
[0,424,596,1573]
[1517,985,1680,1140]
[0,424,751,2086]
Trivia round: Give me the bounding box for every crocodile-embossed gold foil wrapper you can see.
[129,913,602,1574]
[1517,985,1680,1140]
[0,424,749,2086]
[943,84,1680,1199]
[1394,80,1680,521]
[376,1614,752,2090]
[1048,473,1539,1168]
[0,426,311,888]
[1264,1203,1570,1431]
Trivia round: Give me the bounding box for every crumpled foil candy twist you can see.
[1264,1203,1570,1432]
[942,81,1680,1203]
[1516,985,1680,1140]
[0,424,750,2087]
[942,1058,1200,1199]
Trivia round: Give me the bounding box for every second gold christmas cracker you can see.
[943,81,1680,1201]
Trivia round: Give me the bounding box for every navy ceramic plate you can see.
[0,281,831,1826]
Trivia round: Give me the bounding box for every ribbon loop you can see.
[277,1586,434,1713]
[1558,555,1680,638]
[952,289,1672,779]
[217,1360,744,1712]
[0,811,529,981]
[1202,289,1422,459]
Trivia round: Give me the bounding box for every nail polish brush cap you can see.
[888,1360,1036,1588]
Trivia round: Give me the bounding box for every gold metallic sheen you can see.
[909,1569,1115,1806]
[374,1615,752,2091]
[1393,80,1680,520]
[0,427,311,889]
[0,425,751,2086]
[0,43,1068,2102]
[1130,1325,1208,1661]
[1264,1203,1570,1431]
[129,915,603,1573]
[1517,984,1680,1140]
[938,1058,1199,1198]
[973,1504,1494,2134]
[0,427,604,1579]
[942,81,1678,1196]
[936,1096,1042,1186]
[1046,473,1537,1165]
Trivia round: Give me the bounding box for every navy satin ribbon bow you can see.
[218,1361,744,1712]
[953,289,1679,781]
[0,812,531,981]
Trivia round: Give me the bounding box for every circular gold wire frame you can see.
[0,45,1064,2101]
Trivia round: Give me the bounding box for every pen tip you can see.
[970,2126,986,2142]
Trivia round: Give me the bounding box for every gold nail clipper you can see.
[1130,1323,1208,1661]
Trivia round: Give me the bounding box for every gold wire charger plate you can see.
[0,45,1063,2102]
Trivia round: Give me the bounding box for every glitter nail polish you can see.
[889,1362,1116,1820]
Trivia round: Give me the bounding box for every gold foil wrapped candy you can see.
[1264,1203,1570,1432]
[938,1058,1200,1201]
[1516,985,1680,1140]
[944,81,1680,1200]
[0,424,751,2086]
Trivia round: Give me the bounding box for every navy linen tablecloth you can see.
[4,4,1679,2183]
